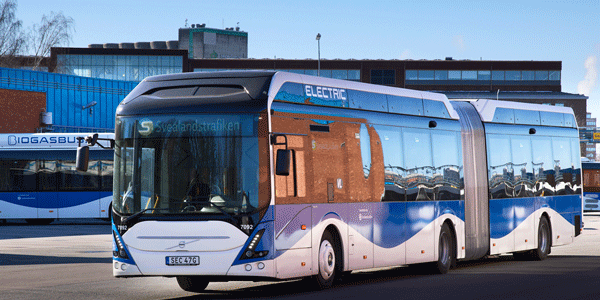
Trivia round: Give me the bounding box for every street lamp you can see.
[316,33,321,76]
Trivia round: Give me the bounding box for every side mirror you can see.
[276,149,291,176]
[76,145,90,172]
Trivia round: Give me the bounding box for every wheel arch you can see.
[322,224,344,272]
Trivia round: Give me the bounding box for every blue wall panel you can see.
[0,67,137,132]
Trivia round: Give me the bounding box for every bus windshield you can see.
[113,114,260,222]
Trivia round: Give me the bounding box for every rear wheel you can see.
[531,217,551,260]
[176,276,209,293]
[434,223,454,274]
[316,231,339,289]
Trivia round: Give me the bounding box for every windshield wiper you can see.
[123,208,170,223]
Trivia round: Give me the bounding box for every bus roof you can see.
[269,72,460,119]
[467,99,577,127]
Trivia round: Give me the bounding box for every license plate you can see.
[166,256,200,266]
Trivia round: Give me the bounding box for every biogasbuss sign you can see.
[0,133,112,148]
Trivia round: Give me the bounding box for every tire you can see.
[176,276,209,293]
[530,217,551,260]
[316,231,339,289]
[434,223,454,274]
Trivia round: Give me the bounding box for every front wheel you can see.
[316,231,338,289]
[176,276,209,293]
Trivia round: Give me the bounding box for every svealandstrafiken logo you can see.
[138,119,154,136]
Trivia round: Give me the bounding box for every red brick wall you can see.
[0,89,46,133]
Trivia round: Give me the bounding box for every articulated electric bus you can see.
[79,71,582,292]
[0,133,113,224]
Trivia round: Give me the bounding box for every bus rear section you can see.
[0,133,113,224]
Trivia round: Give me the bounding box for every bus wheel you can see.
[530,217,551,260]
[176,276,209,293]
[434,223,453,274]
[316,231,338,288]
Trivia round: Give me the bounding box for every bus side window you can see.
[38,159,57,191]
[377,126,405,202]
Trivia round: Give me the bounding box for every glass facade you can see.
[193,68,361,81]
[56,54,183,82]
[0,67,137,131]
[406,69,561,82]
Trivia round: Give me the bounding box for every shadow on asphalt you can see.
[0,253,112,266]
[168,255,600,300]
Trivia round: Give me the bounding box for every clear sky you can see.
[15,0,600,118]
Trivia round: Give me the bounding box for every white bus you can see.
[79,71,582,292]
[0,133,113,224]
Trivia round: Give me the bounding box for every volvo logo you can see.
[179,241,186,248]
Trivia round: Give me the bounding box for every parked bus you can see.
[0,133,113,224]
[80,71,582,292]
[582,162,600,212]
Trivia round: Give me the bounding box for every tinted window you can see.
[360,124,372,178]
[493,108,515,124]
[432,130,461,200]
[403,128,433,201]
[514,109,540,125]
[511,136,533,197]
[423,99,450,118]
[348,90,387,112]
[377,126,405,201]
[487,134,511,199]
[38,160,57,191]
[532,137,553,196]
[388,95,423,116]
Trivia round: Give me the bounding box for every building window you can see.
[549,71,561,81]
[462,70,477,80]
[535,71,549,80]
[492,70,504,80]
[448,70,461,80]
[522,71,535,81]
[405,70,418,80]
[435,70,448,80]
[371,70,395,85]
[418,70,434,80]
[477,70,491,80]
[505,71,521,81]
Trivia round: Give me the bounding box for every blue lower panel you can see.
[0,191,109,209]
[271,200,464,253]
[490,195,581,239]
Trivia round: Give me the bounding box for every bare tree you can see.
[29,11,74,70]
[0,0,26,68]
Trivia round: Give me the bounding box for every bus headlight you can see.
[240,229,268,260]
[113,231,129,259]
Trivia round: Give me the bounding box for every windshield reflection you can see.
[113,115,260,224]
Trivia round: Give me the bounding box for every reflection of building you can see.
[586,112,596,161]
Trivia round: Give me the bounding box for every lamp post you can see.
[316,33,321,76]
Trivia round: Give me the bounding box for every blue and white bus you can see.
[582,162,600,212]
[0,133,113,224]
[85,71,581,292]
